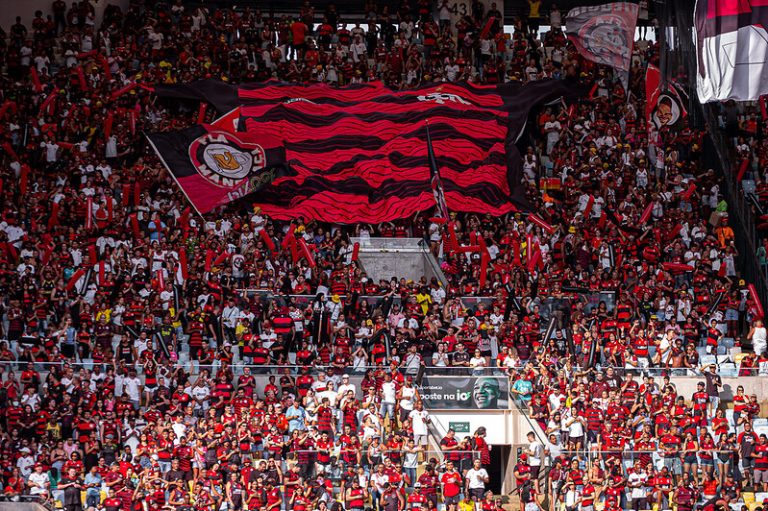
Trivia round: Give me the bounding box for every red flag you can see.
[762,96,768,121]
[30,67,42,93]
[212,251,229,268]
[19,164,29,196]
[197,103,208,124]
[179,208,191,240]
[98,55,112,81]
[77,50,98,59]
[597,211,607,229]
[639,201,654,224]
[737,158,750,182]
[259,228,276,254]
[130,214,140,239]
[88,245,97,263]
[156,270,165,291]
[352,242,360,262]
[529,214,554,234]
[4,242,18,262]
[527,249,542,273]
[39,93,57,116]
[48,202,60,231]
[1,142,16,160]
[104,111,114,139]
[66,269,86,292]
[76,66,88,91]
[205,249,215,272]
[134,183,141,206]
[583,195,595,218]
[179,250,188,280]
[749,283,764,319]
[110,82,137,101]
[85,198,93,229]
[480,16,496,39]
[526,234,534,264]
[128,110,136,135]
[107,197,113,221]
[680,182,697,200]
[512,238,521,267]
[122,184,131,207]
[298,238,316,268]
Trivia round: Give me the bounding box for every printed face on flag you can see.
[652,94,681,128]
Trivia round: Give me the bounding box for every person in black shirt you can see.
[59,467,84,511]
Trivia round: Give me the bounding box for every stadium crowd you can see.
[1,1,768,511]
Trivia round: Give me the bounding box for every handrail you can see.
[0,360,756,378]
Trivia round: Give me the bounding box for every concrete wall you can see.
[350,237,447,285]
[0,0,129,33]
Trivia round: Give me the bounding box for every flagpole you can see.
[426,120,450,220]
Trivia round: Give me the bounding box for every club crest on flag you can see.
[417,92,471,105]
[577,13,633,67]
[189,130,266,187]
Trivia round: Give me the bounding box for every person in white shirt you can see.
[123,369,143,408]
[408,401,430,447]
[27,464,50,497]
[523,431,543,493]
[337,374,356,400]
[465,458,490,504]
[222,298,240,344]
[380,374,397,424]
[628,464,648,509]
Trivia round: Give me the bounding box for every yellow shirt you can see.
[459,500,476,511]
[415,292,432,315]
[529,0,541,18]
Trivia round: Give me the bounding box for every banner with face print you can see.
[418,374,509,410]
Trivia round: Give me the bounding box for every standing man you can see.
[465,459,490,510]
[702,363,722,418]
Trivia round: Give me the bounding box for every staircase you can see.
[350,237,448,287]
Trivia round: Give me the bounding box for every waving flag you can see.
[645,64,687,131]
[695,0,768,102]
[150,79,579,223]
[566,2,638,90]
[146,124,287,215]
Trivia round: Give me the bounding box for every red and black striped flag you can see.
[150,79,578,223]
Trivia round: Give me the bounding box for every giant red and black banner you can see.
[695,0,768,102]
[150,79,576,223]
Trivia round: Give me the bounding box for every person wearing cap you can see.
[337,373,356,400]
[27,463,50,499]
[408,482,428,509]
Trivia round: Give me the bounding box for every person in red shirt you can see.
[752,434,768,492]
[407,483,428,509]
[440,461,463,507]
[290,19,308,61]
